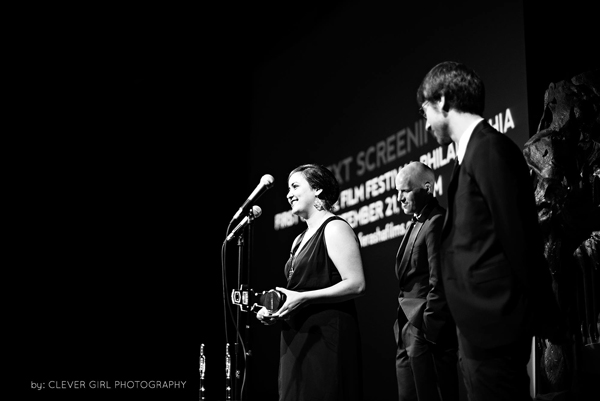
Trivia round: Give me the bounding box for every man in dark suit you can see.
[416,61,559,400]
[394,161,458,401]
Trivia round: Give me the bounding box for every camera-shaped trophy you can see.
[231,285,287,313]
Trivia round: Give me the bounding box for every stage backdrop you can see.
[242,1,530,399]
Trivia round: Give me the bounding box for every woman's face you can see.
[287,172,320,216]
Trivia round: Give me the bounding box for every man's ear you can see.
[439,95,449,113]
[424,182,432,194]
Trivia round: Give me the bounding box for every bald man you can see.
[393,162,458,401]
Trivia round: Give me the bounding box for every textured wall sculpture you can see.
[523,69,599,399]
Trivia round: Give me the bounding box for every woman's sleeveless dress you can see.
[278,216,363,401]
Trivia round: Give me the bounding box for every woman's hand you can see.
[271,287,304,320]
[256,306,278,326]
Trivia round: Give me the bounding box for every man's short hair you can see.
[417,61,485,116]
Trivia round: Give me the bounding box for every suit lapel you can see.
[442,121,487,237]
[395,221,412,279]
[396,221,423,282]
[396,197,439,282]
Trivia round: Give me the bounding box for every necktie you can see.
[451,157,460,179]
[443,158,460,235]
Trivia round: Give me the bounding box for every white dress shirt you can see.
[456,118,484,164]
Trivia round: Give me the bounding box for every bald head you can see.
[395,162,435,216]
[397,162,435,193]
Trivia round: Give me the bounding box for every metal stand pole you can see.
[233,209,255,401]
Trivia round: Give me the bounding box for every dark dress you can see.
[279,216,363,401]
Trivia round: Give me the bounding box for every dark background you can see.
[20,1,595,400]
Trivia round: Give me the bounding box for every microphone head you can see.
[251,205,262,218]
[261,174,275,188]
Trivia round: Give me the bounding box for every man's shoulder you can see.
[469,122,522,158]
[472,120,504,141]
[424,199,445,221]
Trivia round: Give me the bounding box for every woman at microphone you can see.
[257,163,366,401]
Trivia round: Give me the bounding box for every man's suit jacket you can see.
[442,120,553,349]
[396,197,455,346]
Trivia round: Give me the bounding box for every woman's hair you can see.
[289,164,340,211]
[417,61,485,116]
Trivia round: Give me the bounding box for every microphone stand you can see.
[234,208,255,401]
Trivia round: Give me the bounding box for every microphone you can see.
[226,205,262,242]
[231,174,274,221]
